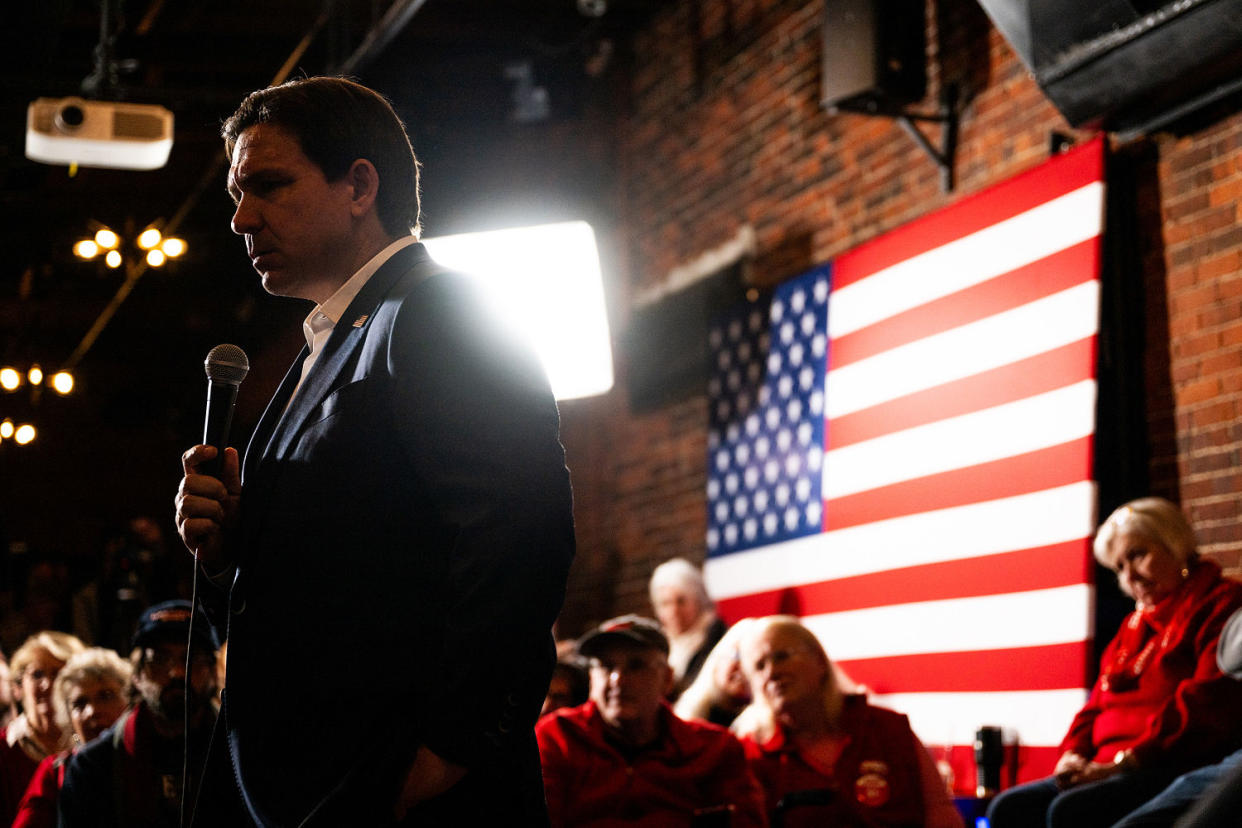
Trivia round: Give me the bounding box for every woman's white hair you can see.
[648,557,713,609]
[1093,497,1198,568]
[52,647,133,732]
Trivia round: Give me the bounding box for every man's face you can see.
[134,641,215,723]
[652,585,701,636]
[587,641,672,733]
[226,123,358,303]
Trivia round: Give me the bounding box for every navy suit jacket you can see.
[210,243,576,826]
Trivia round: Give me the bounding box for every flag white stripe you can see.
[828,183,1105,339]
[826,281,1101,419]
[705,482,1098,600]
[801,585,1092,661]
[872,689,1088,748]
[823,381,1097,499]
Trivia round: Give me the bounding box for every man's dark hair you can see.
[222,76,421,238]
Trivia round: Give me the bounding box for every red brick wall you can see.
[555,0,1242,635]
[1157,120,1242,572]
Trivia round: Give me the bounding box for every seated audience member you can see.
[542,657,589,718]
[0,631,85,825]
[987,498,1242,828]
[649,558,727,697]
[1106,603,1242,827]
[737,615,961,828]
[675,618,754,728]
[536,614,767,827]
[12,647,131,828]
[58,600,237,827]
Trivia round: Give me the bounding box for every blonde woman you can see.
[737,615,960,828]
[12,647,132,828]
[0,631,85,824]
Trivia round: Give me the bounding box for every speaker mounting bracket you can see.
[833,83,959,192]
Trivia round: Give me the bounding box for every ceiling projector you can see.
[26,97,173,170]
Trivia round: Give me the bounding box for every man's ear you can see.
[346,158,380,216]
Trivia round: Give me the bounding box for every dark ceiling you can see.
[0,0,658,561]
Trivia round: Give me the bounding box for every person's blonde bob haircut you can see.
[1093,497,1198,568]
[52,647,133,733]
[736,615,844,743]
[10,631,86,681]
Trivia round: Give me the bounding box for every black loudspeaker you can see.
[821,0,927,113]
[977,0,1242,137]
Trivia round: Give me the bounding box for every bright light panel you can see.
[423,221,613,401]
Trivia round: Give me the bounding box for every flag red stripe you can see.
[832,139,1105,289]
[824,438,1095,530]
[939,745,1060,793]
[715,540,1093,622]
[828,338,1097,449]
[837,642,1091,694]
[831,239,1100,368]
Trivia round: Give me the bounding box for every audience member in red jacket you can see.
[12,647,131,828]
[0,631,84,826]
[987,497,1242,828]
[537,614,767,827]
[735,615,960,828]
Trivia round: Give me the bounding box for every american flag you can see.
[705,139,1105,788]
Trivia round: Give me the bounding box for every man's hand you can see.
[393,746,467,820]
[175,445,242,572]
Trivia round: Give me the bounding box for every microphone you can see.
[201,344,250,478]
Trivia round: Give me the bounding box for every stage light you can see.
[0,420,12,439]
[423,221,613,400]
[161,237,186,257]
[14,424,35,445]
[51,371,74,394]
[146,249,166,267]
[74,239,99,259]
[105,249,122,268]
[0,368,20,391]
[27,365,42,385]
[94,228,119,249]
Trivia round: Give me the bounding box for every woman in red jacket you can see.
[736,615,962,828]
[987,497,1242,827]
[11,647,131,828]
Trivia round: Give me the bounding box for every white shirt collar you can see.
[301,236,419,350]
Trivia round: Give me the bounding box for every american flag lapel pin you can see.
[352,314,369,328]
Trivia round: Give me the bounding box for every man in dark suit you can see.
[174,77,576,826]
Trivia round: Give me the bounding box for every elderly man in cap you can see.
[58,600,234,827]
[537,615,766,828]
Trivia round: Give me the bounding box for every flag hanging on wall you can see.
[705,138,1106,788]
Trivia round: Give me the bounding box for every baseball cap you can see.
[131,600,218,651]
[577,614,669,658]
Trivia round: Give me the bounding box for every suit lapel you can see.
[242,347,307,485]
[256,242,430,467]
